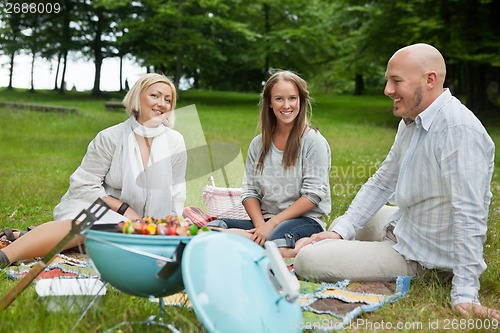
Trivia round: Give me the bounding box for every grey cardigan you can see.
[241,128,331,228]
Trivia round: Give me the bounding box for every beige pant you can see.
[294,206,427,282]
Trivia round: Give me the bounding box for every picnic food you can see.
[115,216,211,236]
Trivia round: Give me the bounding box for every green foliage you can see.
[1,0,499,113]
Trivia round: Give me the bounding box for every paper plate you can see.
[182,232,302,333]
[35,278,106,312]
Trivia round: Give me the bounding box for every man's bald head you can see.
[390,43,446,88]
[384,43,448,119]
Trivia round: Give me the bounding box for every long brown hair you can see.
[257,70,312,172]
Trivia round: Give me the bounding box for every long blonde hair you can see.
[122,73,177,128]
[257,70,312,172]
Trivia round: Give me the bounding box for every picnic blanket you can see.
[283,258,411,331]
[1,252,98,280]
[298,277,411,331]
[156,277,411,332]
[3,253,411,332]
[156,260,411,332]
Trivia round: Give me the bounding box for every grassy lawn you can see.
[0,88,498,332]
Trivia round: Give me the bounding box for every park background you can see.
[0,0,499,332]
[1,0,499,113]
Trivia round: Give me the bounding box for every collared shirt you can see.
[332,89,495,306]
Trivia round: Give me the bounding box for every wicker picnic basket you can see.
[202,177,250,220]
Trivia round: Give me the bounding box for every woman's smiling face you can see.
[137,82,173,127]
[270,79,300,128]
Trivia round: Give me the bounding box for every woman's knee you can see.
[269,218,322,247]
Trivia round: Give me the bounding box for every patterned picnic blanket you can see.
[157,260,411,332]
[2,252,98,280]
[284,258,411,331]
[3,253,411,332]
[298,277,411,331]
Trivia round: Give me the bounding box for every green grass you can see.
[0,88,498,332]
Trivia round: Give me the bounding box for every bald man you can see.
[294,43,499,320]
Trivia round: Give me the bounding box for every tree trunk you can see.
[93,54,103,96]
[92,9,105,96]
[54,52,62,90]
[30,53,36,92]
[193,71,199,89]
[354,74,364,95]
[8,52,15,90]
[58,51,68,94]
[119,55,124,92]
[58,1,71,94]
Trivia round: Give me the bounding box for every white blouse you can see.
[53,120,187,223]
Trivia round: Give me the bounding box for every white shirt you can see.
[333,89,495,306]
[54,120,187,221]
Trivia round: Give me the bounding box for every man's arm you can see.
[331,123,404,240]
[439,124,495,313]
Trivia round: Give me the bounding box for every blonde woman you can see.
[0,73,187,267]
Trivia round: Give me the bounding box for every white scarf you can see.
[121,116,174,218]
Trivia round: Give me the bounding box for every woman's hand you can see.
[250,220,277,246]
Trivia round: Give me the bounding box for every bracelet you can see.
[117,202,130,215]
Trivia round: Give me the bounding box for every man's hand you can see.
[291,231,343,255]
[454,303,500,321]
[310,231,343,243]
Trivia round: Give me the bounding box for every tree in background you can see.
[439,0,500,115]
[45,0,77,92]
[255,0,338,89]
[0,0,498,116]
[0,2,23,90]
[104,0,262,91]
[78,0,124,96]
[321,0,500,113]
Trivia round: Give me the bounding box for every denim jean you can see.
[206,216,324,248]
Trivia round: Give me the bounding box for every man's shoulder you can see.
[438,97,487,131]
[435,98,494,150]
